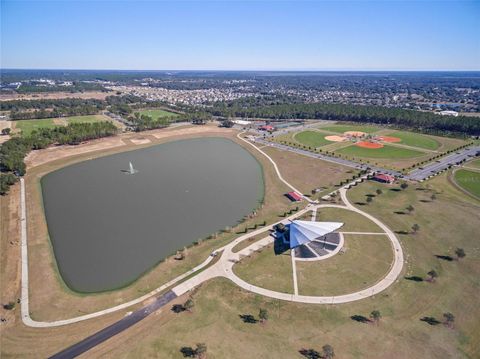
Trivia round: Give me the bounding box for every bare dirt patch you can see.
[130,137,151,145]
[356,141,384,149]
[325,135,347,142]
[0,91,115,101]
[344,131,366,137]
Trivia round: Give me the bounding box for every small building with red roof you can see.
[373,173,395,184]
[286,191,303,201]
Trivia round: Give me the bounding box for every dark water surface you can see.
[41,138,263,292]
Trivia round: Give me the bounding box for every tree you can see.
[427,269,438,282]
[406,205,415,214]
[195,343,207,358]
[375,189,382,195]
[455,248,465,260]
[322,344,335,359]
[443,312,455,328]
[184,299,194,312]
[259,308,269,324]
[411,223,420,234]
[430,193,437,201]
[400,183,409,190]
[1,128,11,135]
[366,196,373,204]
[370,310,381,324]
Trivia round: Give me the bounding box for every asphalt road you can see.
[408,146,480,181]
[49,290,177,359]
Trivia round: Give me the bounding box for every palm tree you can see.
[427,269,438,282]
[443,312,455,328]
[455,248,465,260]
[259,308,269,324]
[184,299,194,312]
[411,223,420,234]
[322,344,335,359]
[370,310,381,324]
[195,343,207,358]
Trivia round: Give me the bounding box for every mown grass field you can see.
[296,234,393,296]
[387,130,440,150]
[233,243,293,294]
[14,119,59,135]
[466,158,480,169]
[318,124,382,134]
[136,108,179,120]
[454,169,480,198]
[65,115,108,124]
[316,207,383,233]
[336,143,424,159]
[294,130,331,148]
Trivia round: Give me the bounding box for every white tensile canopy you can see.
[289,220,343,249]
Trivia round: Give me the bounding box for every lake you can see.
[41,137,264,292]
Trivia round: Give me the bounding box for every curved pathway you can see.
[19,133,404,328]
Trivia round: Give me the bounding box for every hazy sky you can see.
[1,0,479,70]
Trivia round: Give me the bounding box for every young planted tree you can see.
[184,299,194,313]
[427,269,438,283]
[411,223,420,234]
[259,308,269,324]
[322,344,335,359]
[443,312,455,328]
[366,196,373,204]
[370,310,382,324]
[400,183,409,190]
[375,188,383,195]
[455,248,466,260]
[406,205,415,214]
[430,193,437,201]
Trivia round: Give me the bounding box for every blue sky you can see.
[1,1,479,70]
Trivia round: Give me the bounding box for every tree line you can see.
[0,122,118,195]
[209,101,480,136]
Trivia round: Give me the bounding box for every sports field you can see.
[15,119,60,135]
[136,108,179,120]
[387,130,440,150]
[336,143,424,159]
[454,169,480,198]
[65,115,108,124]
[319,124,382,134]
[294,130,331,148]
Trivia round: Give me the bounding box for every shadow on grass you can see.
[395,230,409,235]
[239,314,258,324]
[365,194,376,197]
[420,199,431,203]
[435,255,454,261]
[405,276,424,282]
[171,304,186,313]
[274,237,289,255]
[299,348,321,359]
[355,202,366,206]
[420,317,441,326]
[351,315,370,324]
[390,188,402,192]
[394,211,406,215]
[180,347,196,357]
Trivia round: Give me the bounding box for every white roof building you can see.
[289,220,343,248]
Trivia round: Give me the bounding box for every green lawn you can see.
[466,158,480,170]
[454,169,480,198]
[316,207,383,233]
[336,143,424,159]
[296,234,393,296]
[319,124,382,134]
[389,130,440,150]
[136,108,179,120]
[233,244,293,294]
[66,115,107,124]
[294,130,331,148]
[15,119,60,135]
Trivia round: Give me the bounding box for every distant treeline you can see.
[126,111,209,132]
[0,122,118,195]
[16,82,106,94]
[210,102,480,136]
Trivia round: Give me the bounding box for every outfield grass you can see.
[136,108,179,120]
[319,124,382,134]
[15,119,60,135]
[294,130,331,148]
[388,130,440,150]
[336,143,424,159]
[296,234,393,296]
[316,207,383,233]
[233,244,293,294]
[66,115,108,124]
[454,169,480,198]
